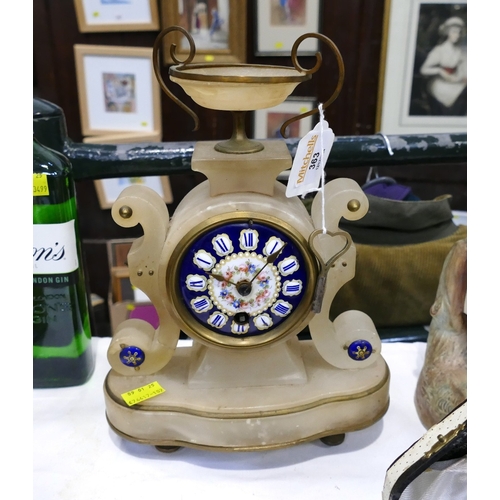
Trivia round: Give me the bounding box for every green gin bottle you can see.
[33,135,94,388]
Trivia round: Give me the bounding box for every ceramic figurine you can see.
[415,238,467,429]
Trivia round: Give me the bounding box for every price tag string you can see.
[318,103,327,234]
[285,102,335,234]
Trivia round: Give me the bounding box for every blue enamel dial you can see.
[175,218,314,342]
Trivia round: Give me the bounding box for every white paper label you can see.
[285,120,335,198]
[33,221,79,275]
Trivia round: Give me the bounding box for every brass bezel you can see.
[169,64,311,84]
[166,212,318,349]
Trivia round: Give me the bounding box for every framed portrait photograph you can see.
[255,0,321,56]
[160,0,247,64]
[74,44,162,136]
[73,0,160,32]
[253,97,316,139]
[94,176,173,209]
[376,0,467,135]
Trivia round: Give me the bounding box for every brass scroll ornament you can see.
[152,27,345,138]
[280,32,345,138]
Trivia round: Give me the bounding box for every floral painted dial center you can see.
[208,253,281,316]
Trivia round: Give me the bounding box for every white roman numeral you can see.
[190,296,212,313]
[272,300,292,317]
[208,312,228,328]
[239,229,258,251]
[186,274,207,291]
[193,250,216,270]
[278,256,299,275]
[212,233,233,256]
[282,279,302,296]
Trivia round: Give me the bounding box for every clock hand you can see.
[248,243,287,285]
[207,271,237,286]
[234,244,288,297]
[209,244,288,296]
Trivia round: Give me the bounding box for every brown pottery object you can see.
[415,238,467,428]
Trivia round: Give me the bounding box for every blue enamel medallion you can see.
[347,340,373,361]
[119,345,145,367]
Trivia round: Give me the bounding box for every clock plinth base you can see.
[191,140,292,197]
[104,340,390,452]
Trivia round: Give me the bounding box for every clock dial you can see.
[169,215,317,347]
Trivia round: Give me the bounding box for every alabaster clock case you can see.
[103,27,390,452]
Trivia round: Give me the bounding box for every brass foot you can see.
[320,434,346,446]
[155,445,182,453]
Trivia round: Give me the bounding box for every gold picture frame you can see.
[106,238,135,270]
[254,0,321,56]
[94,175,173,210]
[159,0,247,64]
[74,44,162,136]
[253,97,316,140]
[83,131,163,144]
[73,0,160,32]
[376,0,467,134]
[84,131,173,210]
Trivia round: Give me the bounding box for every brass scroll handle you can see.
[308,229,352,313]
[280,33,345,138]
[152,26,200,131]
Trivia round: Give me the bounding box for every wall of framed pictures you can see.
[34,0,386,143]
[36,0,467,143]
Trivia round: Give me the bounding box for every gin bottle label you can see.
[33,221,79,283]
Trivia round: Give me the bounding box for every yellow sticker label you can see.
[204,54,215,62]
[275,41,284,49]
[121,381,165,407]
[33,173,49,196]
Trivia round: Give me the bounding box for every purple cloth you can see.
[128,304,160,329]
[364,182,412,201]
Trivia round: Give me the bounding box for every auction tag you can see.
[285,120,335,198]
[33,173,49,196]
[121,381,165,407]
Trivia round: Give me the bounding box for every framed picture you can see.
[106,238,160,332]
[83,131,162,144]
[106,238,135,270]
[110,265,132,303]
[94,176,173,209]
[376,0,467,134]
[254,0,321,56]
[159,0,247,64]
[73,0,160,32]
[110,266,152,303]
[106,238,133,302]
[74,44,162,136]
[253,97,316,139]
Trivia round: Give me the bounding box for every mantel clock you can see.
[103,27,390,452]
